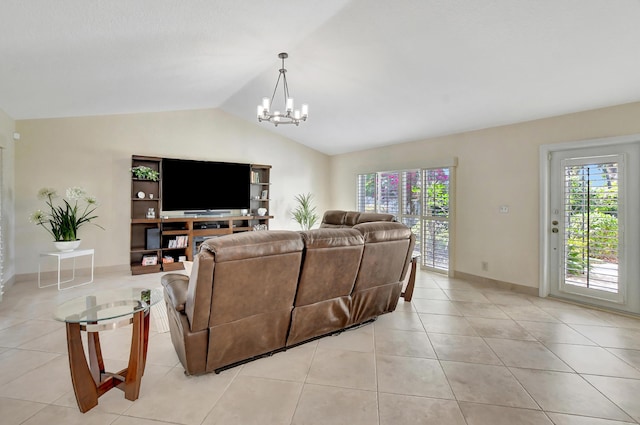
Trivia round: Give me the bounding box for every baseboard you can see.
[452,270,539,296]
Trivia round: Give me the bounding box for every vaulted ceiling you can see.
[2,0,639,155]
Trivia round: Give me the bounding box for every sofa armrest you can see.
[161,273,189,313]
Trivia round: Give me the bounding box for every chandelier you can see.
[257,52,308,126]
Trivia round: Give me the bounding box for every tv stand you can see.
[130,156,272,275]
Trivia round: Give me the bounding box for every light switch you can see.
[499,205,509,214]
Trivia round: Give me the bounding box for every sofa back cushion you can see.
[200,231,304,327]
[295,228,364,305]
[320,210,395,228]
[287,228,364,346]
[199,230,304,371]
[319,210,348,227]
[350,221,415,324]
[352,222,414,289]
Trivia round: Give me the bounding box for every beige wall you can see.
[13,101,640,284]
[330,102,640,288]
[0,109,16,289]
[15,108,330,274]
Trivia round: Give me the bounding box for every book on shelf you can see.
[168,235,188,249]
[142,255,158,266]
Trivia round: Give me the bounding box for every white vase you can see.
[257,208,267,216]
[54,240,81,252]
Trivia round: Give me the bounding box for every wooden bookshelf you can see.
[130,156,272,275]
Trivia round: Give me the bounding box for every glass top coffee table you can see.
[54,288,162,413]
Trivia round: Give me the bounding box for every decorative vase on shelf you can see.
[54,240,81,252]
[257,208,267,216]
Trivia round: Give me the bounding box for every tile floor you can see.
[1,269,640,424]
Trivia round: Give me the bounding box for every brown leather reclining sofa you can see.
[161,210,414,375]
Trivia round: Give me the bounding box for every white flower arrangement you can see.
[30,187,103,241]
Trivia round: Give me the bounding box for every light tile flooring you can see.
[1,269,640,424]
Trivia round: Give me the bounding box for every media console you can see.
[130,155,272,275]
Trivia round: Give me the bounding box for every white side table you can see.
[38,248,95,290]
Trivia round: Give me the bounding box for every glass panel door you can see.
[549,143,640,313]
[377,172,399,215]
[422,168,450,271]
[562,158,620,295]
[400,171,421,257]
[357,173,376,212]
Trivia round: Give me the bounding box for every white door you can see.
[548,143,640,313]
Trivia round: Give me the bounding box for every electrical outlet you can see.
[481,261,488,271]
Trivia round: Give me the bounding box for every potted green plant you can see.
[30,187,104,251]
[131,166,160,181]
[292,193,318,231]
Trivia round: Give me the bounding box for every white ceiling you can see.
[1,0,640,155]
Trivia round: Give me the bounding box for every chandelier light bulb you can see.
[257,52,309,126]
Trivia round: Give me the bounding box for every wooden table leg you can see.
[402,257,418,302]
[142,309,151,373]
[124,309,145,401]
[85,295,104,383]
[66,322,98,413]
[87,331,105,384]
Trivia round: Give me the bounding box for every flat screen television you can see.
[161,158,251,213]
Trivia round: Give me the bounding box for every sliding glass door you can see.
[357,167,452,272]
